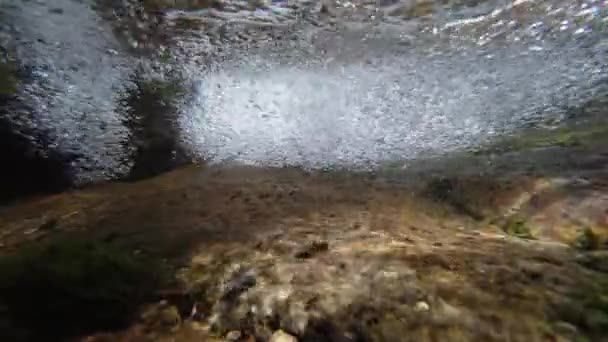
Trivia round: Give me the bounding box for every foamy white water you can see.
[0,0,132,182]
[180,31,608,168]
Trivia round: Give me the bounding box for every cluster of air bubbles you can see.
[2,0,608,181]
[177,0,608,169]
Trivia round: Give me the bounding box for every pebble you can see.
[414,301,430,312]
[269,330,298,342]
[226,330,242,341]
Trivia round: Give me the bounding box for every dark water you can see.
[0,0,607,200]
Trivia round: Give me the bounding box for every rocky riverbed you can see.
[1,121,608,341]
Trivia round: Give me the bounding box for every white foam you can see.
[180,39,608,168]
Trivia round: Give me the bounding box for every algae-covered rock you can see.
[574,227,601,251]
[554,274,608,340]
[576,251,608,272]
[0,238,165,341]
[503,217,534,239]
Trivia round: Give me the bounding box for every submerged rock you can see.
[414,301,430,312]
[269,330,298,342]
[0,163,606,341]
[0,238,164,341]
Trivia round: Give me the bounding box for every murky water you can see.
[1,0,607,183]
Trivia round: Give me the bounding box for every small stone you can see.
[269,330,298,342]
[414,301,430,312]
[226,330,242,341]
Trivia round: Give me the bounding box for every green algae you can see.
[0,237,166,341]
[0,62,18,96]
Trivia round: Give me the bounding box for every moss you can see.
[574,227,601,251]
[555,274,608,340]
[406,1,435,18]
[138,77,186,104]
[0,62,18,96]
[386,0,435,19]
[0,238,165,341]
[474,123,608,155]
[503,217,534,239]
[575,251,608,273]
[119,72,190,181]
[425,178,485,220]
[426,178,455,202]
[159,48,173,63]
